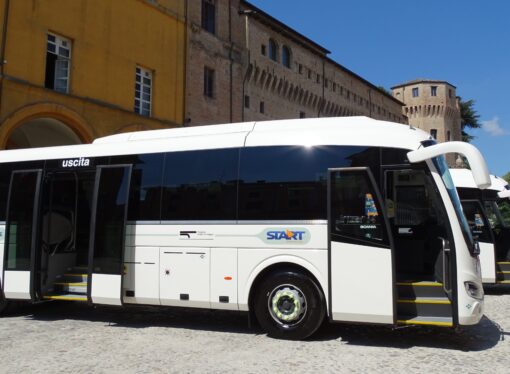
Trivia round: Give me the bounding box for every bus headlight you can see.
[465,281,483,300]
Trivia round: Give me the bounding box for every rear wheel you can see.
[254,269,326,340]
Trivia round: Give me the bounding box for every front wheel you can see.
[254,269,326,340]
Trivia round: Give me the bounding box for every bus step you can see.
[60,273,88,282]
[496,272,510,281]
[496,262,510,273]
[396,281,445,299]
[397,297,452,318]
[43,293,88,302]
[54,282,87,295]
[397,315,453,327]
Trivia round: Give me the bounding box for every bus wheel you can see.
[254,269,325,340]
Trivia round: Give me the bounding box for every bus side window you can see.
[330,168,389,246]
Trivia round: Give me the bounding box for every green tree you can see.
[459,98,481,142]
[500,172,510,225]
[503,172,510,184]
[377,86,392,96]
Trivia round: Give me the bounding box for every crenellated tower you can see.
[391,80,462,143]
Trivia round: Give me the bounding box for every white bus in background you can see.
[451,169,510,285]
[0,117,490,339]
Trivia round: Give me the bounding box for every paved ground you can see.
[1,288,510,373]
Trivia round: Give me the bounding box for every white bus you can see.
[0,117,490,339]
[451,169,510,285]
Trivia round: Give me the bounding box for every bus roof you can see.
[450,168,508,192]
[0,117,431,163]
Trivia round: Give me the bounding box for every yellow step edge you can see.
[54,282,87,286]
[397,299,451,305]
[497,271,510,274]
[497,262,510,264]
[397,320,453,327]
[396,282,443,287]
[63,274,88,277]
[43,295,87,301]
[496,281,510,284]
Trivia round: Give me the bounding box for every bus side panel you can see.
[159,247,211,309]
[127,223,329,311]
[210,248,238,310]
[479,242,496,283]
[123,245,161,306]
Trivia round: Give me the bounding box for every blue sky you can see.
[249,0,510,176]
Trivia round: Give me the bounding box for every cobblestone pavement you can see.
[1,288,510,373]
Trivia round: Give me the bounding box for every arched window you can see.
[269,39,278,62]
[282,45,291,68]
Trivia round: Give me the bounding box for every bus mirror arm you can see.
[407,142,491,189]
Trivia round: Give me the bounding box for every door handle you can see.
[438,236,451,297]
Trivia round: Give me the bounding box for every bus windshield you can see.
[485,200,510,229]
[433,155,476,253]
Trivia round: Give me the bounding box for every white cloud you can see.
[482,116,507,136]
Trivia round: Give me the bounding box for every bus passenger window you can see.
[330,169,388,246]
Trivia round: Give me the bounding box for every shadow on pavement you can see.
[7,301,505,351]
[13,301,256,335]
[311,315,503,351]
[483,285,510,296]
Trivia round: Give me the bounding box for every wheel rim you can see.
[267,284,307,327]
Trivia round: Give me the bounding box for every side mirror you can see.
[407,142,490,189]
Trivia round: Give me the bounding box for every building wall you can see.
[185,0,245,126]
[185,0,405,127]
[392,81,462,143]
[243,15,405,123]
[0,0,186,147]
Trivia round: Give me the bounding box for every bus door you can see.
[2,170,42,300]
[328,167,395,324]
[383,166,455,327]
[461,200,496,283]
[88,165,131,306]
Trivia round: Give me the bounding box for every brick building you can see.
[391,80,462,143]
[185,0,245,125]
[185,0,406,126]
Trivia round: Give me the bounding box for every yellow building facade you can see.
[0,0,186,149]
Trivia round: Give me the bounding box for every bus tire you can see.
[254,269,325,340]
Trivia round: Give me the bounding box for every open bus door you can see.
[88,165,131,306]
[2,170,42,300]
[327,167,395,324]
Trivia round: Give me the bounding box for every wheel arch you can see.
[245,256,328,314]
